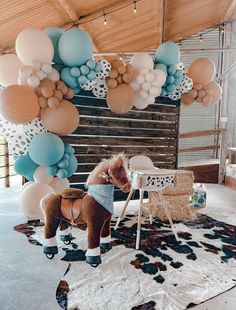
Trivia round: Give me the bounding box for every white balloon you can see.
[146,94,155,104]
[142,82,152,91]
[0,54,24,87]
[18,76,27,85]
[130,53,154,70]
[23,118,47,138]
[80,79,96,91]
[134,95,150,110]
[130,82,140,92]
[47,68,60,81]
[0,117,22,141]
[92,78,108,98]
[8,133,31,156]
[149,86,161,97]
[19,65,33,79]
[35,70,47,80]
[33,166,53,184]
[20,183,55,219]
[31,60,41,71]
[139,89,148,98]
[49,177,70,194]
[136,74,145,85]
[97,60,111,79]
[145,72,155,82]
[139,68,149,75]
[21,181,35,191]
[41,63,52,74]
[153,69,167,86]
[16,29,54,66]
[27,75,40,88]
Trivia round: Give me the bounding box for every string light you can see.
[133,1,137,14]
[200,34,203,43]
[103,11,107,25]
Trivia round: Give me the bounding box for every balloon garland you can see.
[0,26,223,218]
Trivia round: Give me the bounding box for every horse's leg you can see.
[100,215,112,252]
[59,221,74,245]
[41,194,62,258]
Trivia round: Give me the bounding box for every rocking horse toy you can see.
[40,153,131,267]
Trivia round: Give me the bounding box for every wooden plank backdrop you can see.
[64,92,180,200]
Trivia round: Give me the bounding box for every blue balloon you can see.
[56,168,68,179]
[66,155,78,178]
[166,83,176,93]
[174,77,182,86]
[80,65,90,75]
[29,133,65,166]
[53,63,64,72]
[44,27,63,64]
[65,144,75,155]
[86,59,96,69]
[70,67,81,78]
[61,67,79,88]
[25,173,34,181]
[160,89,167,96]
[72,86,81,95]
[48,165,58,176]
[58,159,69,168]
[167,75,175,84]
[175,69,183,78]
[87,70,96,81]
[14,154,38,177]
[167,64,176,75]
[58,28,93,67]
[155,63,167,74]
[94,63,102,73]
[78,75,88,85]
[63,153,70,160]
[155,42,180,66]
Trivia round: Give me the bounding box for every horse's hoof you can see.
[46,253,55,259]
[86,255,102,267]
[43,246,58,258]
[60,233,74,245]
[100,242,112,252]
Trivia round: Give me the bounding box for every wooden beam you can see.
[221,0,236,22]
[179,145,220,153]
[179,129,223,139]
[50,0,78,21]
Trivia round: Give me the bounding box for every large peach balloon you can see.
[0,54,24,87]
[204,81,222,104]
[107,84,135,114]
[188,58,216,85]
[0,85,40,124]
[40,99,79,135]
[181,93,194,106]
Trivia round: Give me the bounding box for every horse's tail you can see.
[40,192,56,217]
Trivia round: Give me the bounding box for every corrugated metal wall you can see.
[178,28,223,166]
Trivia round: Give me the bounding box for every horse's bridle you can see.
[99,167,131,192]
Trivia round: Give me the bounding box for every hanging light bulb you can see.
[133,1,137,14]
[200,35,203,43]
[103,12,107,25]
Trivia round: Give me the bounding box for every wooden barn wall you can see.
[64,92,180,200]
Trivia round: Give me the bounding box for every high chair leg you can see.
[114,188,134,230]
[136,189,144,250]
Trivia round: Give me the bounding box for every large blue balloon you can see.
[14,154,38,177]
[29,133,65,166]
[44,27,64,64]
[58,28,93,67]
[66,154,78,178]
[61,67,79,88]
[155,42,180,66]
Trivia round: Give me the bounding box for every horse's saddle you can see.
[61,188,85,199]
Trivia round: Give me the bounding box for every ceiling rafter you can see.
[50,0,78,21]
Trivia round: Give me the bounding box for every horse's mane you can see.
[85,153,128,185]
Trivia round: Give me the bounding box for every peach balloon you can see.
[111,59,123,69]
[193,83,202,91]
[188,58,216,85]
[107,78,118,89]
[202,95,212,106]
[188,89,198,99]
[181,93,194,106]
[64,88,74,100]
[198,89,206,98]
[117,65,126,75]
[205,81,222,104]
[117,75,123,84]
[0,85,39,124]
[38,96,48,108]
[123,73,133,84]
[40,99,80,136]
[107,84,135,114]
[109,69,119,79]
[196,96,203,103]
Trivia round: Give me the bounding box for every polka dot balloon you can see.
[92,78,108,98]
[23,118,47,138]
[8,133,31,157]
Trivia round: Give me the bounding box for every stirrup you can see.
[86,255,102,267]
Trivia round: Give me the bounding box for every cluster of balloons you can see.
[181,58,222,107]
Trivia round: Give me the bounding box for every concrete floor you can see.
[0,184,236,310]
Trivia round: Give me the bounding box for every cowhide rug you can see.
[14,213,236,310]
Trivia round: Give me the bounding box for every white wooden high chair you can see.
[114,155,179,249]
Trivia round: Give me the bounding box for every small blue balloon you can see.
[168,65,176,75]
[166,83,176,92]
[48,165,58,176]
[29,133,65,166]
[14,154,38,177]
[94,63,102,73]
[70,67,81,78]
[161,89,167,96]
[57,159,69,169]
[25,173,34,181]
[56,168,68,179]
[72,86,81,95]
[53,63,64,72]
[80,65,90,75]
[167,75,175,84]
[174,77,182,86]
[58,28,93,67]
[65,144,75,155]
[63,153,70,160]
[66,155,78,178]
[155,63,167,74]
[87,70,96,81]
[44,27,64,64]
[61,67,79,88]
[78,75,88,85]
[155,42,180,66]
[175,69,183,78]
[86,59,96,69]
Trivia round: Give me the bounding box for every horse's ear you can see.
[116,156,124,167]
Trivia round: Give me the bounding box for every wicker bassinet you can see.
[148,170,195,222]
